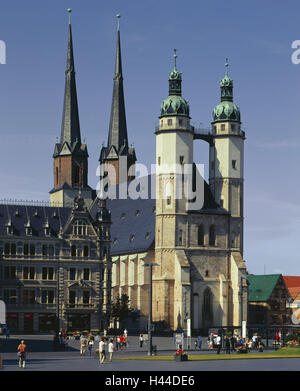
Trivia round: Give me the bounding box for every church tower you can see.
[154,50,193,330]
[50,10,93,207]
[209,60,245,254]
[99,15,136,186]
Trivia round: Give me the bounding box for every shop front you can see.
[67,313,90,332]
[39,313,56,332]
[6,313,19,332]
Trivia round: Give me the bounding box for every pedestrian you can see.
[108,338,114,362]
[120,335,124,350]
[252,334,258,350]
[194,339,198,350]
[17,340,27,369]
[197,335,202,350]
[216,334,222,354]
[99,337,107,364]
[6,328,10,339]
[224,336,231,354]
[88,337,94,356]
[139,335,144,348]
[124,328,128,338]
[230,335,236,352]
[80,334,87,356]
[116,336,120,350]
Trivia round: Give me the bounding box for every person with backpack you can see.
[17,340,27,368]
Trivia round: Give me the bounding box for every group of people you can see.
[0,326,10,339]
[206,333,268,354]
[53,328,68,351]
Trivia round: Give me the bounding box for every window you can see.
[23,289,35,304]
[4,243,10,255]
[42,267,54,280]
[11,243,16,255]
[23,267,35,280]
[83,246,89,257]
[56,167,59,186]
[49,246,54,256]
[167,119,172,126]
[24,243,29,256]
[42,245,48,256]
[178,229,183,246]
[83,268,90,281]
[41,290,54,304]
[4,266,16,280]
[44,227,51,237]
[73,220,87,237]
[74,166,80,186]
[221,124,225,131]
[26,227,32,236]
[197,225,204,246]
[69,291,76,307]
[30,244,35,256]
[209,225,215,246]
[179,156,184,165]
[166,196,171,205]
[83,291,90,305]
[232,160,237,169]
[71,245,77,257]
[205,270,209,277]
[179,119,183,126]
[3,289,17,304]
[158,157,161,165]
[70,268,76,281]
[231,124,236,132]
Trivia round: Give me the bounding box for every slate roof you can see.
[283,276,300,299]
[0,204,71,238]
[247,274,281,302]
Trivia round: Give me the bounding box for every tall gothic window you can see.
[74,166,80,186]
[209,225,215,246]
[197,225,204,246]
[202,287,213,325]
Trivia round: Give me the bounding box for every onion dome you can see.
[212,59,240,123]
[160,49,190,118]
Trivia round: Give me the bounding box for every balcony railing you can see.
[65,303,96,309]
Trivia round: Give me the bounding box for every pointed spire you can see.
[60,9,81,147]
[107,14,128,151]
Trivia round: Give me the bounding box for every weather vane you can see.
[116,13,121,30]
[174,49,178,70]
[225,57,229,76]
[67,8,72,24]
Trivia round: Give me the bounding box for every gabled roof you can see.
[283,276,300,299]
[247,274,281,302]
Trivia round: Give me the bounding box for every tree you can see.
[110,293,131,328]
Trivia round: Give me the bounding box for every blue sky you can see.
[0,0,300,275]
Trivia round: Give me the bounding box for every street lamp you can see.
[56,267,64,334]
[143,262,159,356]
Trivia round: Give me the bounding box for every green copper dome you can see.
[212,59,241,123]
[161,95,190,117]
[213,101,240,122]
[160,49,190,118]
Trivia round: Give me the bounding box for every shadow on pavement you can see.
[0,337,78,353]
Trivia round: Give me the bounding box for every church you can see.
[0,13,248,333]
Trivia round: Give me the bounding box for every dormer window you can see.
[129,234,135,243]
[26,227,32,236]
[6,225,13,235]
[232,160,237,169]
[73,220,87,237]
[167,119,173,126]
[44,227,51,237]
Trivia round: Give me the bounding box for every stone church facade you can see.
[0,15,248,333]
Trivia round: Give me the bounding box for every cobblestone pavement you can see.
[1,334,298,372]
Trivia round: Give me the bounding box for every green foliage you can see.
[284,334,300,344]
[110,293,131,324]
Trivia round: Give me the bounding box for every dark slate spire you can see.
[107,15,128,151]
[60,15,81,147]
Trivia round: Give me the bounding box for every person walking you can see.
[230,335,236,352]
[108,338,114,362]
[216,334,222,354]
[17,340,27,369]
[6,328,10,339]
[197,335,202,350]
[99,337,107,364]
[139,335,144,348]
[80,334,87,356]
[224,336,231,354]
[87,337,94,357]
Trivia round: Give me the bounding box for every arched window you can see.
[56,167,59,186]
[202,287,213,325]
[4,243,10,255]
[209,225,215,246]
[197,225,204,246]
